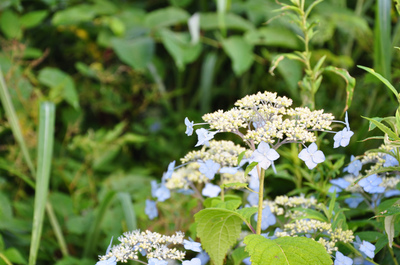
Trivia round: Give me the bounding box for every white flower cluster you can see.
[202,91,334,145]
[165,162,206,190]
[181,140,251,167]
[98,230,186,263]
[266,194,318,217]
[275,219,354,254]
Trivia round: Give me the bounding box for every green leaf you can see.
[231,246,248,265]
[222,36,254,76]
[269,53,304,76]
[38,67,79,109]
[358,65,399,101]
[20,10,48,28]
[244,162,258,177]
[111,37,155,70]
[324,66,355,114]
[145,7,189,28]
[0,10,22,39]
[203,195,242,208]
[221,182,248,189]
[244,27,301,49]
[385,215,395,248]
[4,247,28,264]
[199,13,255,31]
[290,208,328,223]
[363,116,400,140]
[52,4,97,25]
[367,117,383,131]
[244,235,332,265]
[377,202,400,217]
[236,207,258,224]
[118,192,137,231]
[29,102,56,265]
[159,29,202,71]
[195,208,245,265]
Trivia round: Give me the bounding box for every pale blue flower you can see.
[199,159,221,180]
[96,256,117,265]
[151,181,171,202]
[247,192,259,206]
[385,189,400,197]
[248,168,260,190]
[163,160,176,180]
[96,237,116,265]
[182,258,201,265]
[353,257,374,265]
[145,199,158,220]
[344,194,364,208]
[334,251,353,265]
[250,142,279,170]
[254,205,276,230]
[219,166,239,175]
[185,117,194,136]
[148,258,168,265]
[343,155,362,176]
[195,251,210,265]
[183,238,202,252]
[358,174,385,194]
[298,143,325,169]
[359,240,375,259]
[202,183,221,197]
[243,257,251,265]
[195,128,218,147]
[383,154,399,167]
[329,178,350,195]
[333,128,354,148]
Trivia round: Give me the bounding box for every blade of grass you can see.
[118,192,137,231]
[374,0,392,81]
[29,102,55,265]
[0,68,35,176]
[83,190,116,258]
[45,202,69,257]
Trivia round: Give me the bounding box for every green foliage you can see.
[244,235,332,265]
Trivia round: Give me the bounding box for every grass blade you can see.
[29,102,55,265]
[118,192,137,231]
[0,68,35,176]
[374,0,392,81]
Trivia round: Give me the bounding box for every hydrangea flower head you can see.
[96,256,117,265]
[185,117,194,136]
[250,141,279,170]
[199,159,220,180]
[298,142,325,169]
[195,128,218,147]
[334,251,353,265]
[202,183,221,197]
[329,178,350,195]
[183,238,202,252]
[145,199,158,220]
[358,174,385,194]
[343,155,362,176]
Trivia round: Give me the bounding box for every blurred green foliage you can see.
[1,0,400,264]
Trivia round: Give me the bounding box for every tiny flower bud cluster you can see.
[165,162,206,190]
[266,195,318,217]
[98,230,186,263]
[275,219,354,254]
[202,91,334,145]
[181,140,251,167]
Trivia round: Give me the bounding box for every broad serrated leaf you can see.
[290,208,328,223]
[195,208,244,265]
[236,207,258,224]
[377,203,400,217]
[244,235,331,265]
[203,195,242,208]
[324,66,355,114]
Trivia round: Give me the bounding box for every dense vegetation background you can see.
[0,0,400,264]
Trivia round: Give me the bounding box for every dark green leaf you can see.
[111,37,155,70]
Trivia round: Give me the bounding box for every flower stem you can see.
[256,167,265,235]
